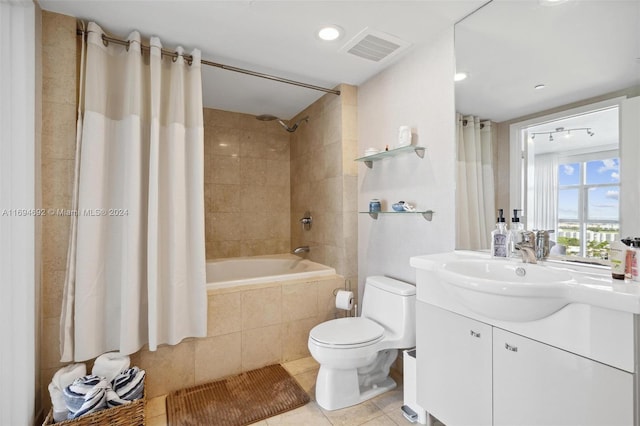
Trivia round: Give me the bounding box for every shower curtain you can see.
[60,22,207,361]
[533,153,559,232]
[456,114,496,250]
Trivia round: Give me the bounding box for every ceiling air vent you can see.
[340,28,411,63]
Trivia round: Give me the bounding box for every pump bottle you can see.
[508,209,524,258]
[491,209,508,258]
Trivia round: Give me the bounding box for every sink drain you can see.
[515,267,526,277]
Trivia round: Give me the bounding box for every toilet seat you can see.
[309,317,385,348]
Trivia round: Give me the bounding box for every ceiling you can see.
[39,0,485,119]
[455,0,640,123]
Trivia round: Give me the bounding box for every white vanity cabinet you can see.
[417,302,635,426]
[493,327,633,426]
[416,301,492,426]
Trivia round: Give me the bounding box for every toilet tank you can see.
[361,276,416,347]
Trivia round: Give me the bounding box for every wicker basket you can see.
[42,392,145,426]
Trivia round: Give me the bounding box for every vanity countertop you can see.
[410,250,640,315]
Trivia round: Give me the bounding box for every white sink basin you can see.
[437,259,574,321]
[411,251,640,321]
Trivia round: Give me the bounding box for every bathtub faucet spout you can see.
[293,246,310,254]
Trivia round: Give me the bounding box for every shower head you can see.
[255,114,309,133]
[256,114,279,121]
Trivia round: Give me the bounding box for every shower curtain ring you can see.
[101,34,109,47]
[172,54,178,63]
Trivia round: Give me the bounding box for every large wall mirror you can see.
[454,0,640,260]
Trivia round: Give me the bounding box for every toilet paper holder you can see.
[332,278,352,296]
[333,280,357,316]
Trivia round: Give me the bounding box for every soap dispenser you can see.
[508,209,525,258]
[491,209,508,258]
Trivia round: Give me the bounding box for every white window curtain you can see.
[533,153,559,232]
[0,1,36,423]
[61,22,207,361]
[456,114,496,250]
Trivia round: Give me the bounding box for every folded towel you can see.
[92,352,130,383]
[48,363,86,421]
[63,375,102,413]
[105,388,130,408]
[67,378,109,420]
[110,367,145,403]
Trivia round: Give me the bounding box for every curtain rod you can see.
[75,28,341,96]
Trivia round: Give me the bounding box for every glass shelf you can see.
[359,210,434,221]
[355,145,426,169]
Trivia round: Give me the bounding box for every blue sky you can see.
[558,158,619,221]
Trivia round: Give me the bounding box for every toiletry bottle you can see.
[491,209,508,258]
[610,240,627,280]
[508,209,524,258]
[633,238,640,282]
[623,238,634,280]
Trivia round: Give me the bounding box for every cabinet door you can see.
[493,328,634,426]
[416,302,492,426]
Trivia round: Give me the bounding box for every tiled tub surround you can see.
[138,273,347,399]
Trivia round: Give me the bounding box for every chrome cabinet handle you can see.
[470,330,481,338]
[505,343,518,352]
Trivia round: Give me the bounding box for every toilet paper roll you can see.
[335,290,354,311]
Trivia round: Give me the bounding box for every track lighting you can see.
[530,126,595,141]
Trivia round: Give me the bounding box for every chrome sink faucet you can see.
[515,231,537,264]
[535,230,554,260]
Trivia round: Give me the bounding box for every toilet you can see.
[308,276,416,411]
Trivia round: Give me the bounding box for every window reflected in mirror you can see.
[526,106,619,260]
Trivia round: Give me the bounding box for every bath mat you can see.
[165,364,310,426]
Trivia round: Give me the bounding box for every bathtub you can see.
[206,253,337,290]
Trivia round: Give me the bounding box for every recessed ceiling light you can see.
[539,0,569,6]
[534,84,546,90]
[454,72,468,82]
[318,25,342,41]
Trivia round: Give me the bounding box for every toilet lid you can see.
[310,317,384,346]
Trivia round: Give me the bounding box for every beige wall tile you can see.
[242,286,281,329]
[317,277,344,320]
[281,317,318,362]
[211,156,241,185]
[139,340,195,398]
[194,333,242,384]
[41,11,76,48]
[207,240,242,259]
[339,84,358,106]
[282,281,318,322]
[42,215,70,272]
[42,270,65,319]
[207,292,242,337]
[241,324,282,371]
[210,212,244,241]
[41,158,73,207]
[40,317,65,370]
[211,184,241,213]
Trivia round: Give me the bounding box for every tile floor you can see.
[145,356,432,426]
